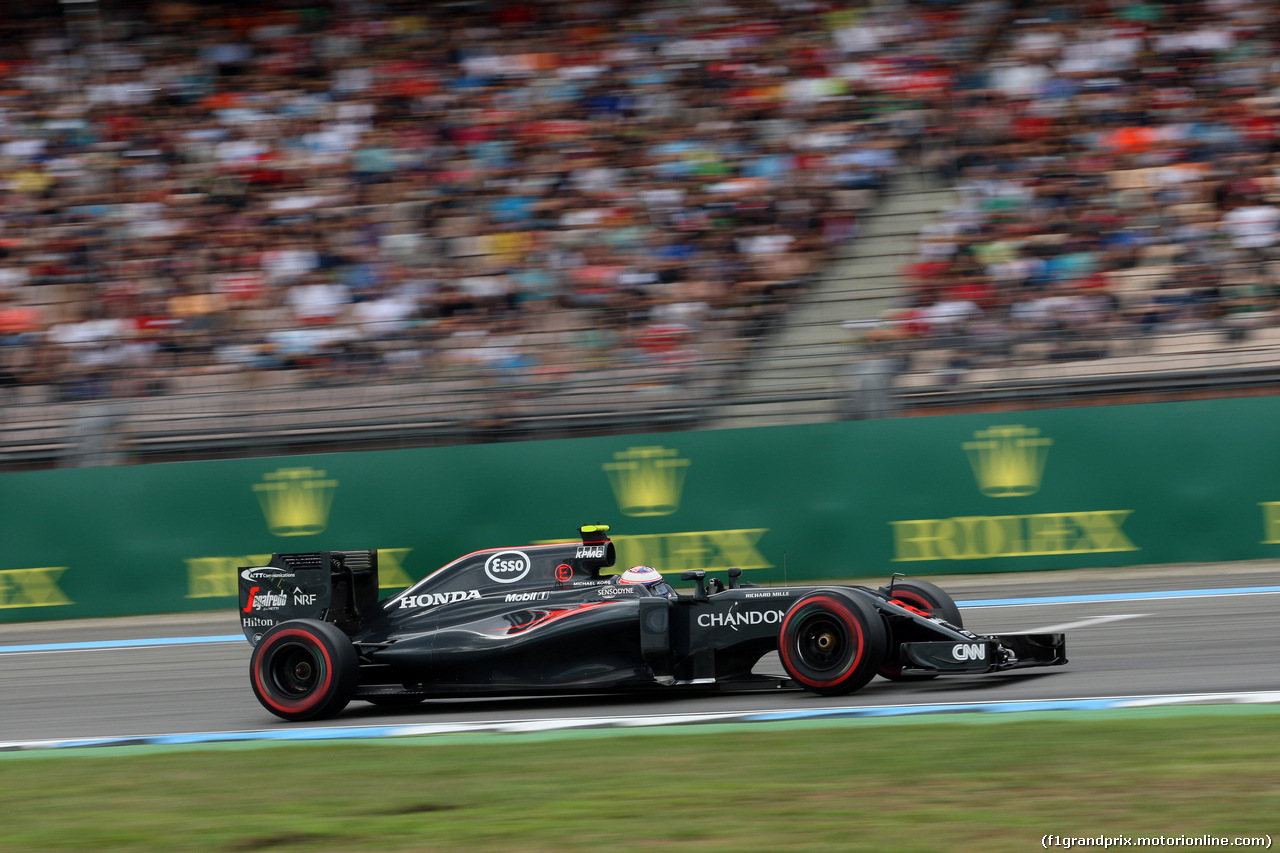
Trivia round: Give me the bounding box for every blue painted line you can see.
[149,727,384,746]
[746,698,1127,721]
[0,635,244,654]
[957,585,1280,608]
[4,692,1278,752]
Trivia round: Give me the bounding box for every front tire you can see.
[879,578,962,627]
[250,620,358,721]
[779,591,887,695]
[877,579,963,681]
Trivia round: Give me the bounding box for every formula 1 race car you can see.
[239,525,1067,721]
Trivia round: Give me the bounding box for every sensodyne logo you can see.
[485,550,531,584]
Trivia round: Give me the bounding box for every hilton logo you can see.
[253,467,338,537]
[603,446,690,517]
[964,425,1052,498]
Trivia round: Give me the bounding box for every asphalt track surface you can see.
[1,563,1278,744]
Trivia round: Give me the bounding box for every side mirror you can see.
[726,567,742,589]
[681,570,708,602]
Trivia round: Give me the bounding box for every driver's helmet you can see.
[619,565,677,598]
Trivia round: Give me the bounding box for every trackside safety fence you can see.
[4,396,1280,622]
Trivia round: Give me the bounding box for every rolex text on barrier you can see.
[891,512,1138,561]
[8,396,1280,622]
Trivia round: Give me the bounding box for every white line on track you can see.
[0,643,242,657]
[960,586,1280,608]
[4,691,1280,752]
[1021,614,1147,633]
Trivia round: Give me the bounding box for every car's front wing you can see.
[901,633,1067,674]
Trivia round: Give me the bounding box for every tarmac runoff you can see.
[3,584,1280,655]
[3,581,1279,753]
[1,693,1279,756]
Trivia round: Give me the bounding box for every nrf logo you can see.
[485,551,531,584]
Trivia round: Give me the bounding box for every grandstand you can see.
[2,0,1278,469]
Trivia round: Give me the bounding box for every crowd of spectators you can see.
[885,0,1280,378]
[3,0,1277,415]
[0,0,983,404]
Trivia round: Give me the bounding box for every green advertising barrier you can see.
[2,396,1279,623]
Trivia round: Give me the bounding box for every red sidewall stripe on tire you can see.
[892,590,934,615]
[780,595,865,689]
[252,629,334,715]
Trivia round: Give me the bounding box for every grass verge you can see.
[1,709,1278,852]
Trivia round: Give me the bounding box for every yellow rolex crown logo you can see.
[253,467,338,536]
[963,425,1052,498]
[604,446,690,517]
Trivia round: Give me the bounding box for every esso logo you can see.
[485,550,532,584]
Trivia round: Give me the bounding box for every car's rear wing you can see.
[238,550,379,644]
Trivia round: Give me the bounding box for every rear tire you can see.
[877,579,962,681]
[779,591,887,695]
[250,620,358,721]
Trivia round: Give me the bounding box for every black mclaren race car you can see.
[238,525,1067,721]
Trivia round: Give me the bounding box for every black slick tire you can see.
[778,591,887,695]
[250,619,359,721]
[877,579,963,681]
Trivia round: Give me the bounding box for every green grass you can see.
[1,710,1278,852]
